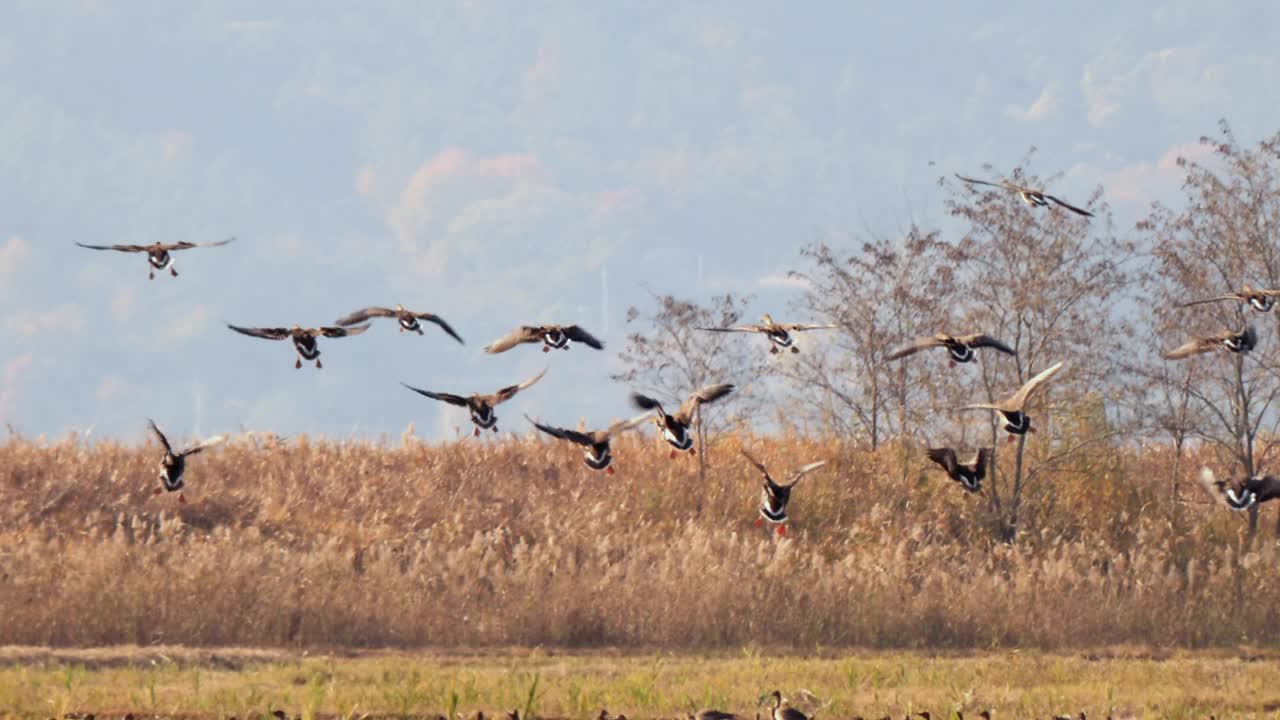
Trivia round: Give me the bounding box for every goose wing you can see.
[525,415,594,446]
[926,447,959,475]
[1164,332,1228,360]
[415,312,465,344]
[956,333,1016,356]
[180,434,226,457]
[696,324,767,333]
[781,322,838,332]
[334,307,396,326]
[606,412,654,436]
[1179,292,1246,308]
[885,335,946,360]
[972,448,993,480]
[147,419,173,454]
[740,449,770,476]
[675,383,735,423]
[1008,361,1065,410]
[227,323,292,341]
[491,367,548,405]
[484,326,542,353]
[318,324,370,338]
[954,174,1007,190]
[1198,467,1233,509]
[783,460,827,487]
[1044,195,1094,217]
[164,237,236,251]
[401,383,469,407]
[76,242,149,253]
[562,324,605,349]
[630,392,665,413]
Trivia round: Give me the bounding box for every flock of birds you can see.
[70,172,1276,525]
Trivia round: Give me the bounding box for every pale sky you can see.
[3,1,1279,442]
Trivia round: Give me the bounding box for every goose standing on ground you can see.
[955,174,1094,217]
[227,323,370,369]
[926,447,992,493]
[484,324,604,353]
[403,368,547,436]
[690,711,739,720]
[1164,325,1257,360]
[1181,284,1280,312]
[1199,467,1280,511]
[960,361,1064,441]
[764,692,809,720]
[75,237,235,279]
[696,314,837,354]
[525,412,652,474]
[886,333,1016,366]
[334,304,464,344]
[147,419,225,504]
[743,451,827,536]
[630,383,735,457]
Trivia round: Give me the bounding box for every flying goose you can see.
[630,383,735,457]
[926,447,992,493]
[75,237,235,279]
[886,333,1016,366]
[764,692,810,720]
[743,450,827,536]
[227,323,370,368]
[1182,284,1280,312]
[484,324,604,353]
[697,314,837,354]
[955,174,1094,217]
[1164,325,1257,360]
[961,361,1064,440]
[334,304,464,344]
[147,419,225,503]
[525,412,651,473]
[1199,467,1280,511]
[402,368,547,436]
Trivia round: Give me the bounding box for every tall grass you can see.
[0,430,1276,649]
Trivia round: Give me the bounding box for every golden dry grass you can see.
[2,646,1280,719]
[0,430,1277,649]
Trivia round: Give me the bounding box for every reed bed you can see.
[0,430,1276,649]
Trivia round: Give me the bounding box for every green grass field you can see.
[0,647,1275,720]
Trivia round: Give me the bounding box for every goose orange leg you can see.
[170,267,178,277]
[295,358,302,369]
[606,466,616,475]
[776,525,787,537]
[315,359,322,369]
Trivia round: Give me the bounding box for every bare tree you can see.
[943,155,1133,541]
[783,226,957,448]
[612,291,768,486]
[1140,120,1280,537]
